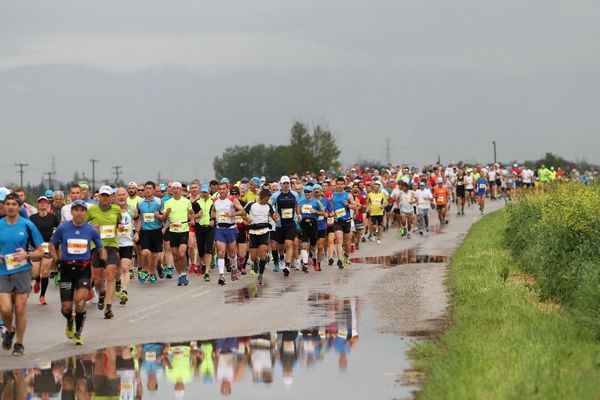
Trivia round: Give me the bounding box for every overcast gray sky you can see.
[1,0,599,186]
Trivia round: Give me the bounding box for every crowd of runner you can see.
[0,161,596,356]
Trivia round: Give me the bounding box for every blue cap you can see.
[71,200,87,209]
[437,178,444,183]
[200,184,209,193]
[220,177,230,184]
[312,184,322,190]
[250,177,261,185]
[44,190,54,197]
[159,183,167,191]
[303,185,314,192]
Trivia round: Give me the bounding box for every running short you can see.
[384,204,393,212]
[249,232,271,248]
[92,376,120,397]
[456,186,465,198]
[215,227,238,244]
[436,204,446,211]
[0,270,32,294]
[236,228,248,244]
[300,219,318,246]
[59,261,92,301]
[140,229,163,253]
[370,215,384,225]
[354,221,364,230]
[393,208,401,215]
[318,229,327,239]
[169,231,189,248]
[334,219,351,234]
[195,225,215,257]
[276,225,297,244]
[119,246,134,260]
[91,247,119,268]
[495,178,502,186]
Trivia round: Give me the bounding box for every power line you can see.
[14,163,28,188]
[112,166,122,183]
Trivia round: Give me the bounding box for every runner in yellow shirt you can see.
[367,182,387,244]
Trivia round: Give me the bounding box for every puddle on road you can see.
[0,294,416,399]
[224,282,298,304]
[350,248,448,267]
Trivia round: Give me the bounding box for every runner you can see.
[313,184,333,269]
[61,184,86,223]
[432,178,449,224]
[455,168,466,215]
[115,188,137,305]
[86,185,122,319]
[415,182,434,235]
[271,176,300,277]
[212,181,246,285]
[367,182,387,244]
[29,195,60,305]
[162,182,195,287]
[297,185,326,273]
[331,177,358,269]
[397,181,417,238]
[191,184,215,282]
[476,174,489,215]
[245,189,279,285]
[49,199,105,345]
[230,186,249,275]
[135,181,165,285]
[0,193,44,356]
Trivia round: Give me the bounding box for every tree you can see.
[312,125,341,172]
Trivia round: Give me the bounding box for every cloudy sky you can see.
[1,0,599,186]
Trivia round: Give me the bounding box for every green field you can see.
[411,209,600,399]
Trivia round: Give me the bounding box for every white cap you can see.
[172,182,183,189]
[127,181,137,187]
[280,175,291,184]
[513,163,518,167]
[98,185,112,195]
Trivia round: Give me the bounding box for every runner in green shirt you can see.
[86,185,122,319]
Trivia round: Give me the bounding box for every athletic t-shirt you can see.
[476,178,488,195]
[51,221,103,262]
[118,208,134,247]
[415,189,433,209]
[433,186,449,205]
[164,197,192,233]
[272,191,299,227]
[30,213,59,242]
[244,201,274,234]
[298,197,322,220]
[86,204,122,248]
[367,192,386,216]
[137,197,163,231]
[126,195,143,210]
[0,217,44,275]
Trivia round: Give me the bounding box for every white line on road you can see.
[191,290,211,298]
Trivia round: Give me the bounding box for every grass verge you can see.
[411,210,600,399]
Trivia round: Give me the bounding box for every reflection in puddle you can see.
[0,295,370,399]
[350,248,448,266]
[224,282,298,304]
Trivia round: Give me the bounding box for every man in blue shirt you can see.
[50,199,105,345]
[0,193,44,356]
[297,185,326,273]
[134,181,165,283]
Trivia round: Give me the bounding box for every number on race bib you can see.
[301,204,313,214]
[41,242,50,254]
[67,239,88,255]
[252,227,270,235]
[4,253,26,271]
[335,208,346,218]
[145,351,157,362]
[99,225,116,239]
[143,213,155,223]
[281,208,293,219]
[217,213,227,223]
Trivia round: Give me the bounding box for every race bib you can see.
[303,341,315,352]
[327,217,335,225]
[235,215,243,224]
[119,225,132,237]
[217,212,227,223]
[437,195,446,203]
[372,198,381,206]
[67,239,88,255]
[41,242,50,254]
[479,184,486,190]
[145,351,157,362]
[4,253,26,271]
[335,208,346,218]
[143,213,155,223]
[99,225,116,239]
[252,227,270,235]
[281,208,293,219]
[283,341,295,354]
[301,204,313,214]
[337,329,348,339]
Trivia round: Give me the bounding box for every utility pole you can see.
[385,138,391,164]
[90,159,99,192]
[492,141,497,164]
[14,163,28,188]
[112,166,122,184]
[157,171,162,185]
[43,171,55,189]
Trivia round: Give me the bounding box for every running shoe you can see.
[218,275,226,286]
[97,293,105,310]
[12,343,24,356]
[283,267,290,277]
[157,265,165,279]
[165,267,174,279]
[302,265,309,274]
[231,268,239,281]
[119,291,128,305]
[2,329,14,350]
[257,275,264,285]
[73,333,84,345]
[149,274,158,285]
[65,319,75,339]
[33,280,40,294]
[39,296,47,305]
[337,260,344,269]
[377,239,381,244]
[104,307,114,319]
[204,273,210,282]
[343,257,351,265]
[315,263,322,272]
[138,271,148,284]
[273,263,280,273]
[177,275,190,286]
[129,269,135,280]
[52,272,61,286]
[328,258,334,266]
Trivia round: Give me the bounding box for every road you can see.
[1,200,503,370]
